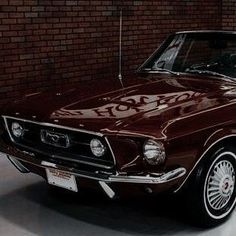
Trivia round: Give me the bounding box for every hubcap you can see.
[206,160,235,210]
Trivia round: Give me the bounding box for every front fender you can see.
[175,127,236,192]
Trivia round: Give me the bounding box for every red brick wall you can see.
[222,0,236,30]
[0,0,222,105]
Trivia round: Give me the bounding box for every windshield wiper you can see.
[143,68,180,76]
[185,68,235,83]
[189,62,219,70]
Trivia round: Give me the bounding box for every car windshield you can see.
[141,32,236,80]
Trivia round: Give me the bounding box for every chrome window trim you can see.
[2,115,116,169]
[175,30,236,35]
[175,134,236,193]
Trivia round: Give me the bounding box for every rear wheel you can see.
[187,146,236,227]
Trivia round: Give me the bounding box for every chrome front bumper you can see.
[6,154,186,198]
[7,155,186,184]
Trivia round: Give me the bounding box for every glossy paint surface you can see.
[3,74,236,138]
[2,71,236,189]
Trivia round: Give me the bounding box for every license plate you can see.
[46,168,78,192]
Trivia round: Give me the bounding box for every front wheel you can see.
[187,147,236,227]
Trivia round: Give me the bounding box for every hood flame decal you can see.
[51,91,202,120]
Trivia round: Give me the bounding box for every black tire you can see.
[186,146,236,227]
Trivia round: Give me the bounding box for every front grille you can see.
[4,117,115,169]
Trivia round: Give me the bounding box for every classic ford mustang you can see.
[1,31,236,226]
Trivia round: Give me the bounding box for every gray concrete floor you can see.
[0,154,236,236]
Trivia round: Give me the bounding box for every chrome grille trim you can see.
[2,115,116,169]
[2,116,103,137]
[105,136,116,167]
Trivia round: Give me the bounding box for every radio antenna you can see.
[118,9,124,88]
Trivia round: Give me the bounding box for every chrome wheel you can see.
[188,149,236,227]
[206,160,235,211]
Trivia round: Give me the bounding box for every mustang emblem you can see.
[40,130,70,148]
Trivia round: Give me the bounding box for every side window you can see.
[174,39,221,71]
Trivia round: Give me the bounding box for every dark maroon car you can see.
[1,31,236,226]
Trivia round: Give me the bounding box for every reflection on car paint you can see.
[51,91,202,119]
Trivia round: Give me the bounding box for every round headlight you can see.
[90,139,106,157]
[11,122,24,138]
[143,139,166,165]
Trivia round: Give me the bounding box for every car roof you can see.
[175,30,236,35]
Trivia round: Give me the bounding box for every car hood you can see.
[3,74,236,139]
